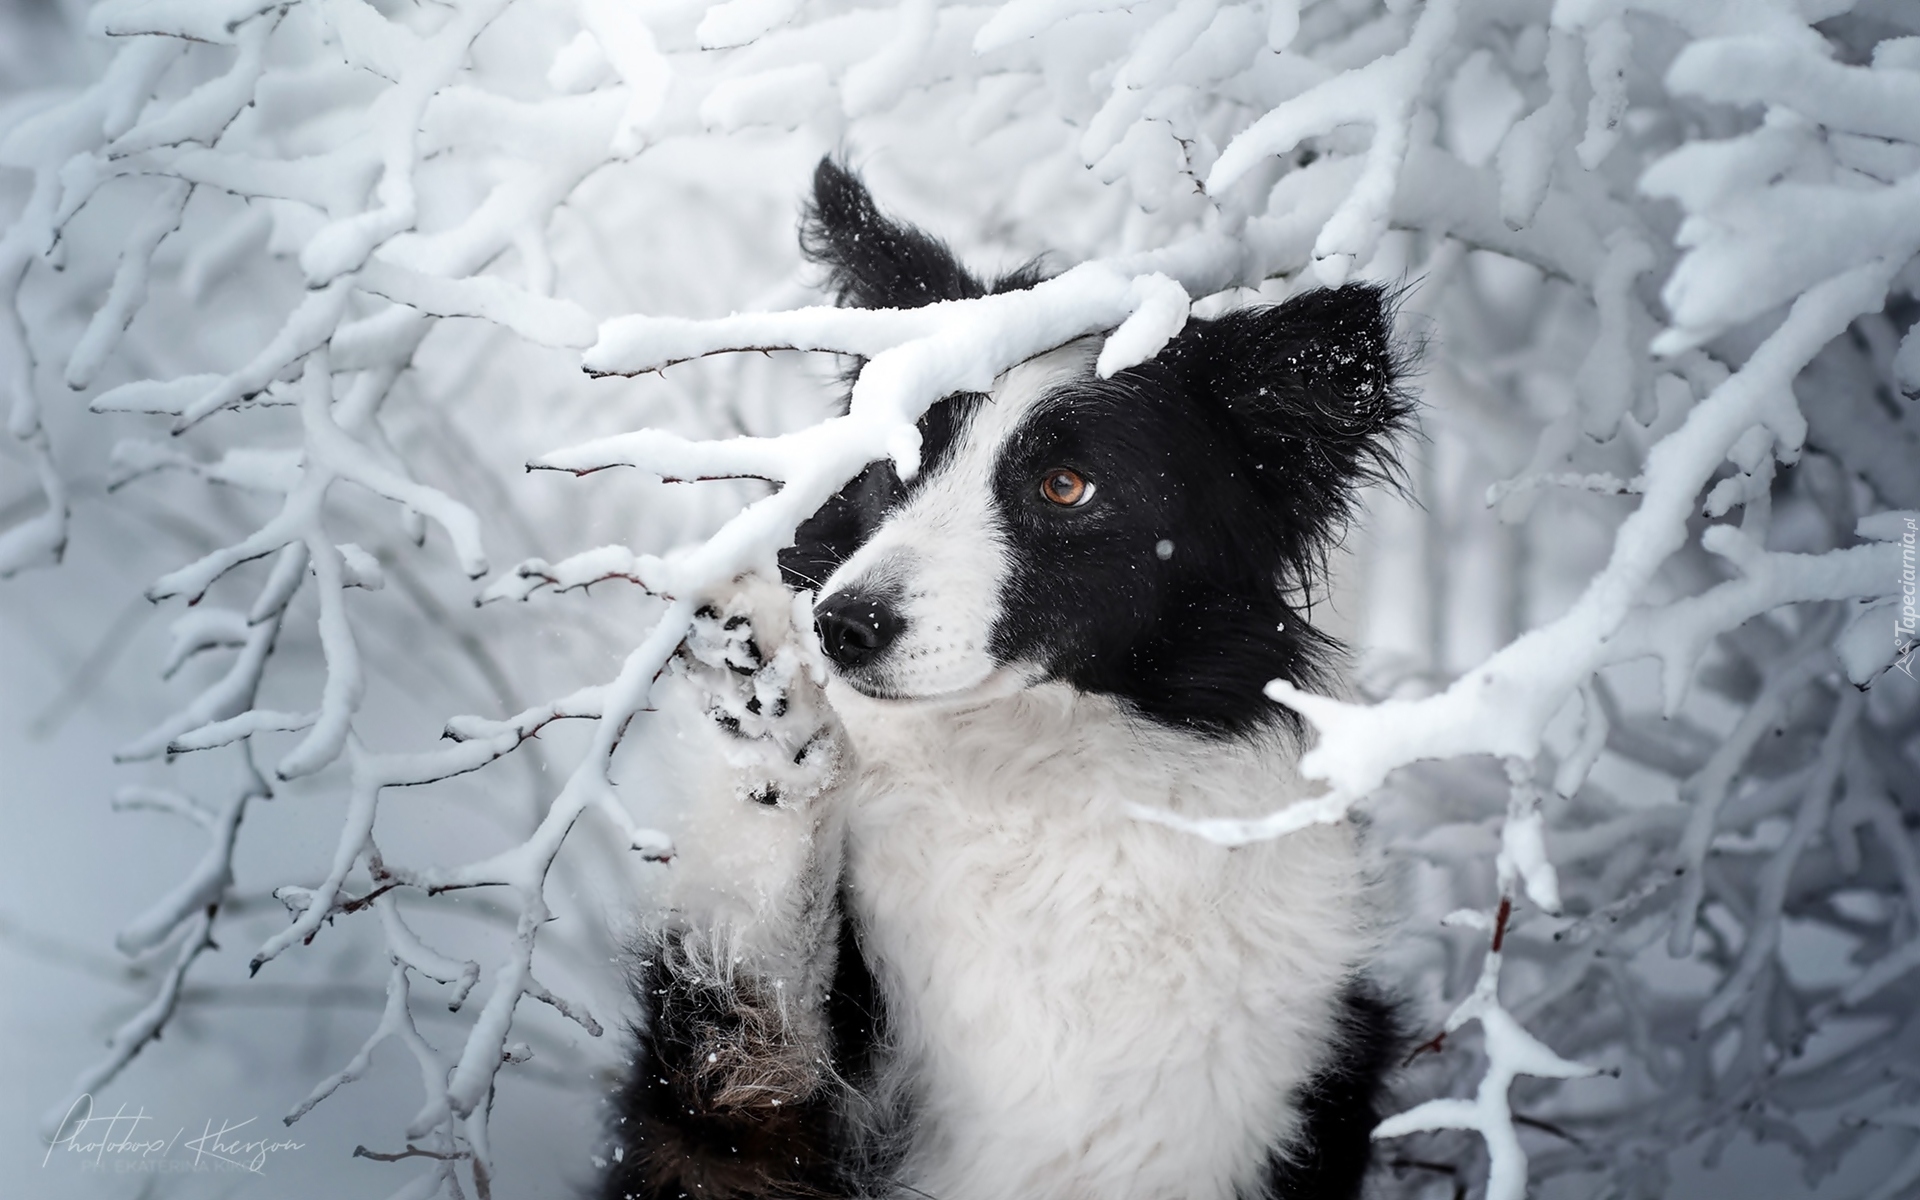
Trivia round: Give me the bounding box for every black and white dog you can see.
[600,160,1413,1200]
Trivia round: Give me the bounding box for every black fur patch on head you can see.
[1169,284,1414,593]
[780,461,904,595]
[800,158,1045,311]
[986,284,1414,737]
[778,391,984,594]
[802,158,986,310]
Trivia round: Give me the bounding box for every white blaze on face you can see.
[819,343,1095,700]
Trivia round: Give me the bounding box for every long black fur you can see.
[1265,983,1407,1200]
[599,938,843,1200]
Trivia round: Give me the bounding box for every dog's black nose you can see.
[815,592,902,670]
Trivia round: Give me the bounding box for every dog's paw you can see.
[672,577,839,808]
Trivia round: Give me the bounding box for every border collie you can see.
[600,160,1413,1200]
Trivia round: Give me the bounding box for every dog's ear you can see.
[801,158,988,310]
[1163,283,1414,573]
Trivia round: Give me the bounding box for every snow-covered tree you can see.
[3,0,1918,1197]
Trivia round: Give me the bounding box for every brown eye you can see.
[1040,468,1092,507]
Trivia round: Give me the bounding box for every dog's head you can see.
[779,160,1413,738]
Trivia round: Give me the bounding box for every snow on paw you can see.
[672,575,840,809]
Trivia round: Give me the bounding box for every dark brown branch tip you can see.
[1513,1113,1586,1148]
[425,882,499,897]
[1492,896,1513,953]
[526,461,615,476]
[1403,1030,1447,1067]
[354,1143,469,1163]
[583,344,804,379]
[339,881,402,915]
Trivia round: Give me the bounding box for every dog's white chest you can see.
[836,693,1365,1200]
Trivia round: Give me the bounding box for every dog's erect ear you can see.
[1162,282,1414,574]
[801,158,988,310]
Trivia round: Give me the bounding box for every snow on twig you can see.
[1208,0,1459,285]
[41,909,219,1139]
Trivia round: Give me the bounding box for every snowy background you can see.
[3,0,1919,1198]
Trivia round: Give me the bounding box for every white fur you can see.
[653,577,846,1006]
[830,684,1365,1200]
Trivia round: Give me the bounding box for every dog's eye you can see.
[1040,468,1093,508]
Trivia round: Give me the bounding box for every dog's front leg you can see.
[603,577,853,1200]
